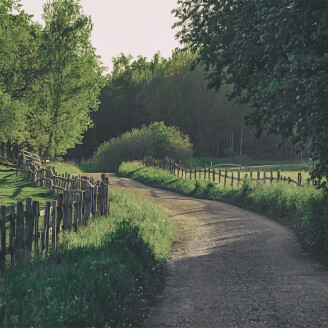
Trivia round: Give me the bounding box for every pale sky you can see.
[20,0,181,72]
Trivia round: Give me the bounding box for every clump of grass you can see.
[0,189,176,327]
[118,161,328,255]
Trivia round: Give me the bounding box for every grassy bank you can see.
[0,189,176,327]
[0,164,55,209]
[118,161,328,256]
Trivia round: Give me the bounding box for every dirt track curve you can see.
[87,173,328,328]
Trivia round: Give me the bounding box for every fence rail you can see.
[0,151,109,271]
[143,156,304,188]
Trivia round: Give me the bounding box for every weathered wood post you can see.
[33,201,39,258]
[204,164,207,180]
[16,202,25,263]
[213,169,215,183]
[298,173,302,186]
[52,201,57,250]
[9,206,16,266]
[0,206,6,271]
[237,170,240,187]
[224,168,227,187]
[219,169,221,185]
[231,173,234,188]
[270,171,273,183]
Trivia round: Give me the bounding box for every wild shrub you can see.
[94,122,192,171]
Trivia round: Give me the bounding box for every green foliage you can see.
[94,122,193,172]
[29,0,106,157]
[77,48,296,161]
[119,161,328,253]
[173,0,328,186]
[0,0,105,157]
[0,189,175,327]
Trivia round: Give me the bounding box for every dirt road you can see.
[88,173,328,327]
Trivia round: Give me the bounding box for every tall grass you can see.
[0,189,176,327]
[118,161,328,255]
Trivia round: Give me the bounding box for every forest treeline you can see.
[0,0,105,158]
[72,50,301,161]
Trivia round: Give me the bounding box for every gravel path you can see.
[87,173,328,328]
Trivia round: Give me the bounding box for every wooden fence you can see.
[143,156,304,188]
[0,151,109,271]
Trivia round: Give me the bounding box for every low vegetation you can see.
[0,189,176,327]
[0,164,55,209]
[118,161,328,257]
[184,156,311,172]
[93,121,193,172]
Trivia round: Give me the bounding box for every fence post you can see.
[219,169,221,184]
[298,173,302,186]
[250,171,253,180]
[277,170,280,182]
[204,164,207,180]
[68,191,74,231]
[213,169,215,183]
[33,201,39,259]
[270,171,273,183]
[194,167,197,180]
[257,169,260,181]
[0,206,6,271]
[237,171,240,187]
[25,198,33,257]
[45,201,50,254]
[52,201,57,250]
[224,169,227,187]
[231,173,234,188]
[9,206,16,266]
[16,202,24,263]
[263,171,266,184]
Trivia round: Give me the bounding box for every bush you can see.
[94,122,193,171]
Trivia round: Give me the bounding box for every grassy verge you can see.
[49,160,100,175]
[0,189,176,327]
[0,164,55,209]
[118,161,328,258]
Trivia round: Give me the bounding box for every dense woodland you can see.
[71,50,301,161]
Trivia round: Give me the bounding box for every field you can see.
[183,156,311,172]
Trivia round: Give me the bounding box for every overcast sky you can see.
[20,0,181,72]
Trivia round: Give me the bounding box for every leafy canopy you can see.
[173,0,328,187]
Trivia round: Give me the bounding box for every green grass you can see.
[118,161,328,256]
[184,156,311,171]
[0,189,176,327]
[0,164,55,209]
[49,160,100,175]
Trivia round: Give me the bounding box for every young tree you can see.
[30,0,105,158]
[173,1,328,186]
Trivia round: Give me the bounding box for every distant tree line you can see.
[72,49,301,161]
[0,0,105,158]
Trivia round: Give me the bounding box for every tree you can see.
[30,0,105,158]
[173,1,328,186]
[0,0,39,145]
